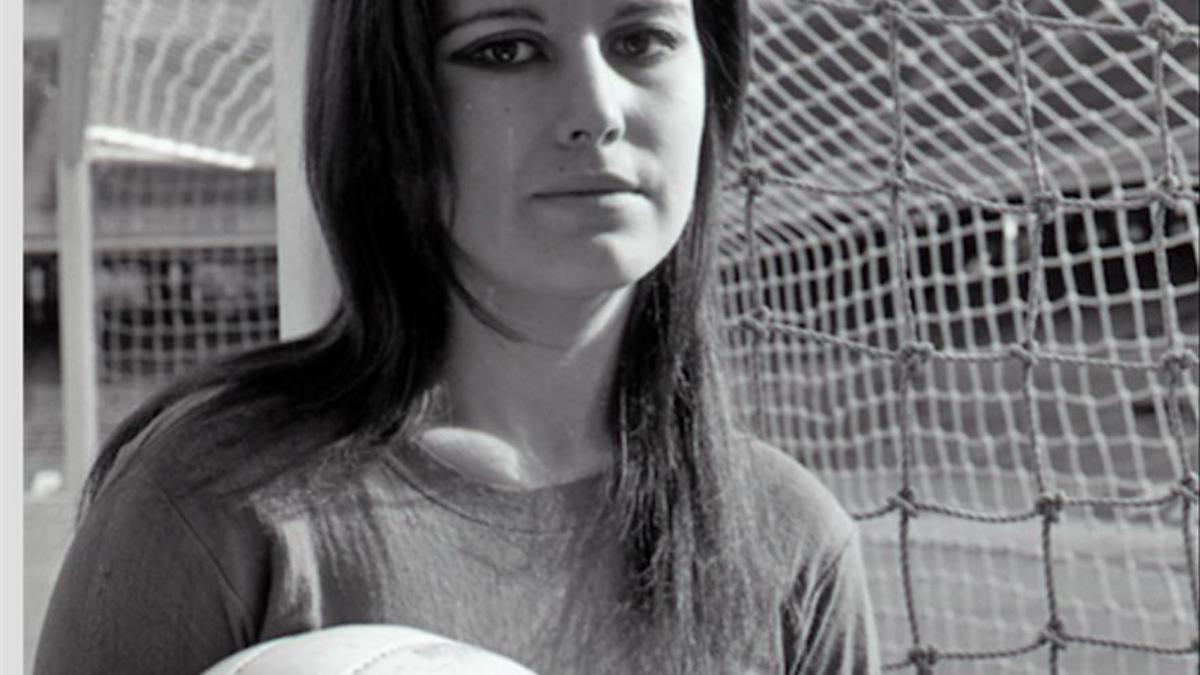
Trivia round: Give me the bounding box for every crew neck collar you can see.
[383,437,612,534]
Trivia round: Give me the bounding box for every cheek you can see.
[651,76,708,224]
[444,95,527,245]
[450,103,516,189]
[442,77,528,184]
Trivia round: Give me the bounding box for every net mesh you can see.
[90,0,275,168]
[720,0,1199,672]
[47,0,1200,672]
[84,0,278,433]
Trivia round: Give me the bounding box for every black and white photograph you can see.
[18,0,1200,673]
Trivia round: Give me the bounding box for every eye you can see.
[609,28,679,61]
[458,37,543,67]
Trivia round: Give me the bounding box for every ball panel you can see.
[202,624,538,674]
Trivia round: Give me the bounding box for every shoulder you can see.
[86,392,295,569]
[40,436,266,672]
[84,391,361,592]
[101,389,347,508]
[736,436,858,572]
[77,393,363,624]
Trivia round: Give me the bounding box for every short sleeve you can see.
[34,466,254,675]
[782,530,881,675]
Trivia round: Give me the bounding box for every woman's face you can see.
[436,0,707,301]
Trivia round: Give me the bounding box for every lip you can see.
[532,173,642,199]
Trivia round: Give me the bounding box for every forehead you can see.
[437,0,695,25]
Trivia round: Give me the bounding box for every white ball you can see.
[202,624,538,674]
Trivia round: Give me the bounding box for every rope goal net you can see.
[83,0,278,434]
[719,0,1199,672]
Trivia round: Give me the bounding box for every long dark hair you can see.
[83,1,759,670]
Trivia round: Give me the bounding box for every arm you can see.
[34,467,254,675]
[782,532,881,675]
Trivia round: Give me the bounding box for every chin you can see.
[557,239,672,294]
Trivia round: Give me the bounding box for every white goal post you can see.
[56,0,104,493]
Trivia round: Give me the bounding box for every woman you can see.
[36,1,880,673]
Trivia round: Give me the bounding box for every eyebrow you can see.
[438,7,544,39]
[612,0,690,21]
[439,1,689,39]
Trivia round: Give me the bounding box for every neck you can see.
[423,283,635,489]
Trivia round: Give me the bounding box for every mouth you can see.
[533,173,643,200]
[534,191,642,206]
[531,191,644,214]
[540,188,638,198]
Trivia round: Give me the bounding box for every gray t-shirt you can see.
[35,412,879,674]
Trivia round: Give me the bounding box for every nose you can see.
[554,42,625,149]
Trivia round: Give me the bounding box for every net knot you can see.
[1039,619,1069,650]
[1030,192,1059,224]
[749,304,774,324]
[1006,343,1037,370]
[740,167,767,198]
[1152,174,1190,219]
[1176,472,1200,502]
[889,488,920,518]
[886,155,911,186]
[1159,347,1196,377]
[742,306,775,338]
[993,2,1030,36]
[869,0,903,18]
[1036,492,1066,523]
[906,645,938,673]
[1142,13,1181,44]
[895,341,933,382]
